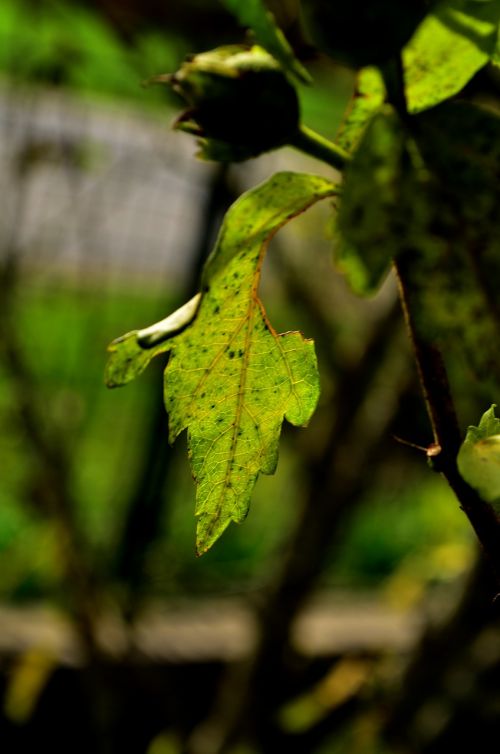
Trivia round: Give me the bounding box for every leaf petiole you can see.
[290,124,350,172]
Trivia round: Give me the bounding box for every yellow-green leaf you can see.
[106,172,337,553]
[403,0,500,113]
[336,67,386,154]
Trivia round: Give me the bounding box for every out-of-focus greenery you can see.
[0,0,473,609]
[329,473,474,599]
[0,282,473,603]
[0,0,354,133]
[0,280,172,598]
[0,0,188,106]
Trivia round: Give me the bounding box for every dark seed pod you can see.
[167,45,301,161]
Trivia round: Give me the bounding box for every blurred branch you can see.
[0,128,103,656]
[1,274,102,663]
[267,241,343,375]
[381,53,500,584]
[184,286,411,754]
[383,553,500,751]
[395,257,500,583]
[284,694,363,754]
[113,164,235,616]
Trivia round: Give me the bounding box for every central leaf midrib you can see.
[210,253,266,528]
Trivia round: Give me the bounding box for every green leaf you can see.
[337,97,500,389]
[221,0,311,83]
[412,101,500,382]
[403,0,500,113]
[335,107,424,294]
[336,67,386,154]
[105,331,168,388]
[458,405,500,512]
[106,172,337,553]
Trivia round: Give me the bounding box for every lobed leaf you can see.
[106,172,337,554]
[403,0,500,113]
[222,0,311,83]
[458,406,500,512]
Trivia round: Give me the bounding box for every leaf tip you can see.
[195,513,232,556]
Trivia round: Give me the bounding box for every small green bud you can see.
[167,45,300,161]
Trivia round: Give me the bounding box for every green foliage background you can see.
[0,0,486,607]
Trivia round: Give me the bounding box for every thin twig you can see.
[183,294,410,754]
[381,51,500,583]
[395,257,500,582]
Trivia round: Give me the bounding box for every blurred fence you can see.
[0,84,212,284]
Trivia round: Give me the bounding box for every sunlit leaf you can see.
[222,0,311,83]
[403,0,500,113]
[336,67,385,154]
[458,405,500,512]
[106,332,168,388]
[106,172,337,553]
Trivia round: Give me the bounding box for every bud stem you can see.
[291,125,350,172]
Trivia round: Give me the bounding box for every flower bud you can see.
[168,45,300,161]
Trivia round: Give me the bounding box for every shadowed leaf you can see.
[336,99,500,389]
[335,107,423,294]
[413,101,500,382]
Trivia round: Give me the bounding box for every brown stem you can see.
[395,257,500,584]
